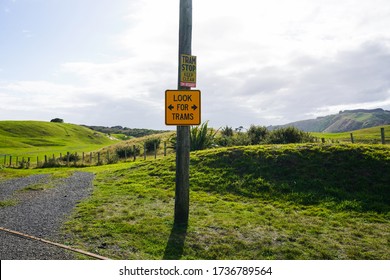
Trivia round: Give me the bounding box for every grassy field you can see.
[311,125,390,144]
[28,143,386,260]
[0,121,118,158]
[1,121,390,259]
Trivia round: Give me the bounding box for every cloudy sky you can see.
[1,0,390,130]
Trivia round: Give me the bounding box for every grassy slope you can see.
[311,125,390,143]
[0,121,118,157]
[60,143,390,260]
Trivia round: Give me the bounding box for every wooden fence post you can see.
[350,133,354,144]
[67,152,70,167]
[9,156,12,167]
[164,141,167,156]
[144,143,146,160]
[133,145,136,161]
[154,142,157,159]
[381,127,385,144]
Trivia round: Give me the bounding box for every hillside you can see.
[270,108,390,132]
[0,121,117,156]
[62,143,390,260]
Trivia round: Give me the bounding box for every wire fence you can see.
[1,141,172,169]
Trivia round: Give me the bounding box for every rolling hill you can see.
[269,108,390,132]
[0,121,118,157]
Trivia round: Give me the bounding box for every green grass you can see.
[311,125,390,143]
[1,143,389,259]
[0,121,118,158]
[53,143,390,260]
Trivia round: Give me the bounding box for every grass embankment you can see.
[0,121,118,158]
[60,143,390,260]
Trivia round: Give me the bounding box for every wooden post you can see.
[350,133,354,144]
[154,142,157,159]
[67,152,70,167]
[9,156,12,167]
[133,145,136,161]
[164,141,167,156]
[381,127,385,144]
[90,152,92,164]
[174,0,192,226]
[144,143,146,160]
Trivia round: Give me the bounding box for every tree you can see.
[50,118,64,123]
[247,125,269,145]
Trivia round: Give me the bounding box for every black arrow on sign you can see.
[168,104,174,111]
[191,105,198,110]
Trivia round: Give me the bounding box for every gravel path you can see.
[0,172,94,260]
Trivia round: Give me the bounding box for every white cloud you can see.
[2,0,390,129]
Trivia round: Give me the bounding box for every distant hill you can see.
[84,125,169,138]
[269,108,390,132]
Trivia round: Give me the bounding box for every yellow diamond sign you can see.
[165,90,201,126]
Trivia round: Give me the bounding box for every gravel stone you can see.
[0,172,94,260]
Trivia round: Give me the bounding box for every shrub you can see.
[50,118,64,123]
[116,146,141,159]
[145,138,161,153]
[247,125,269,145]
[267,127,314,144]
[190,121,217,151]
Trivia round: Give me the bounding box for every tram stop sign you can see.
[180,54,196,88]
[165,90,201,125]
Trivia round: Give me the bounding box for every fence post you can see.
[82,152,85,164]
[321,138,325,143]
[164,141,167,156]
[144,143,146,160]
[37,156,39,167]
[133,145,136,161]
[381,127,385,144]
[3,155,6,165]
[350,133,354,144]
[90,152,92,164]
[154,142,157,159]
[27,157,31,168]
[67,152,70,167]
[9,156,12,167]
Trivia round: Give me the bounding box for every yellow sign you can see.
[165,90,201,125]
[180,54,196,88]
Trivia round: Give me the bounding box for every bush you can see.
[267,127,314,144]
[248,125,269,145]
[61,153,80,163]
[50,118,64,123]
[145,138,161,153]
[116,146,141,159]
[190,122,217,151]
